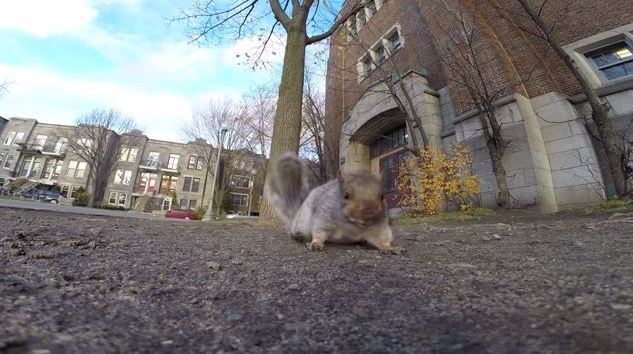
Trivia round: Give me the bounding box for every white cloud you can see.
[0,64,204,142]
[0,0,98,38]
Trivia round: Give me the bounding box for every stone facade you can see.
[0,118,266,214]
[325,0,633,212]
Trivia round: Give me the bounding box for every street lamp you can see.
[203,128,228,221]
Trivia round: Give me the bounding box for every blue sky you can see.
[0,0,296,142]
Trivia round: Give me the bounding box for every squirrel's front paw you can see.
[306,239,325,252]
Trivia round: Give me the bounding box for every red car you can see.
[165,209,198,220]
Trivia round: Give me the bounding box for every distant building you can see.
[0,116,7,136]
[325,0,633,211]
[0,117,266,215]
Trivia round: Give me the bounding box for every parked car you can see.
[16,188,41,200]
[38,191,63,204]
[165,209,198,220]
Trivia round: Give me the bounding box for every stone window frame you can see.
[345,0,391,41]
[565,22,633,88]
[356,23,404,82]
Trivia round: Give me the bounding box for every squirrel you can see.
[265,153,402,253]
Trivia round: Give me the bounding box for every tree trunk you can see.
[488,143,511,208]
[260,25,308,221]
[515,0,627,196]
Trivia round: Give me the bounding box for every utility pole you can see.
[202,128,228,221]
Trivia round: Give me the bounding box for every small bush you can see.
[397,145,480,216]
[73,187,90,207]
[591,197,633,213]
[194,207,206,221]
[96,205,127,211]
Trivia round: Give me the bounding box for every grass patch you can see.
[589,197,633,213]
[393,207,495,225]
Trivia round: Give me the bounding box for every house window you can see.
[180,198,187,209]
[14,132,24,145]
[188,199,197,210]
[61,185,70,198]
[77,138,92,149]
[33,135,47,150]
[120,147,138,162]
[118,193,127,206]
[66,160,87,178]
[3,132,15,145]
[187,155,204,170]
[109,192,117,204]
[137,172,158,193]
[365,1,377,20]
[114,169,133,185]
[587,42,633,81]
[231,175,250,189]
[0,153,5,167]
[358,55,373,79]
[236,159,254,171]
[160,175,179,194]
[75,162,87,178]
[387,30,402,52]
[70,186,79,199]
[182,176,201,193]
[374,44,386,65]
[3,154,14,169]
[230,193,248,207]
[145,152,160,167]
[66,161,77,177]
[54,138,68,154]
[167,154,180,169]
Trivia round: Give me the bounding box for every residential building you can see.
[325,0,633,211]
[218,149,266,216]
[0,116,7,136]
[0,117,267,214]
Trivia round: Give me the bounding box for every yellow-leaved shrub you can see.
[396,145,480,216]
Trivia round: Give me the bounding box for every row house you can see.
[0,118,266,215]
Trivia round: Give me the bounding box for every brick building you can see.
[325,0,633,211]
[0,118,266,214]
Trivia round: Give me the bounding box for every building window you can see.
[3,131,24,146]
[120,147,138,162]
[182,176,201,193]
[77,138,93,149]
[137,172,158,193]
[145,152,160,167]
[180,198,187,209]
[0,153,5,168]
[374,44,386,65]
[114,169,133,185]
[108,192,127,206]
[33,135,47,150]
[587,42,633,81]
[188,199,197,210]
[386,30,402,53]
[231,175,250,189]
[66,161,87,178]
[160,175,179,194]
[109,192,117,204]
[358,55,373,79]
[230,193,248,207]
[61,185,70,198]
[370,126,409,158]
[236,159,254,171]
[3,154,14,169]
[187,155,204,170]
[355,11,366,31]
[365,0,377,20]
[167,154,180,169]
[54,138,68,154]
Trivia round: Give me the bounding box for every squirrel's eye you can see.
[344,192,350,200]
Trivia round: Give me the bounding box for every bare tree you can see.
[0,78,11,97]
[62,108,142,207]
[175,0,367,218]
[487,0,628,197]
[240,84,277,157]
[301,74,328,182]
[424,0,517,207]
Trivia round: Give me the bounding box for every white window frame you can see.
[33,135,47,149]
[230,175,251,189]
[3,154,14,169]
[564,23,633,88]
[167,154,180,170]
[54,138,68,154]
[3,131,15,145]
[14,132,24,146]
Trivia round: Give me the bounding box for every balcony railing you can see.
[17,143,67,157]
[138,161,180,174]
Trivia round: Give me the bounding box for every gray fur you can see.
[266,154,396,252]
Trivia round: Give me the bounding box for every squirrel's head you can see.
[338,171,387,228]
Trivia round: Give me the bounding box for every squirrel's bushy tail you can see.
[265,153,314,225]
